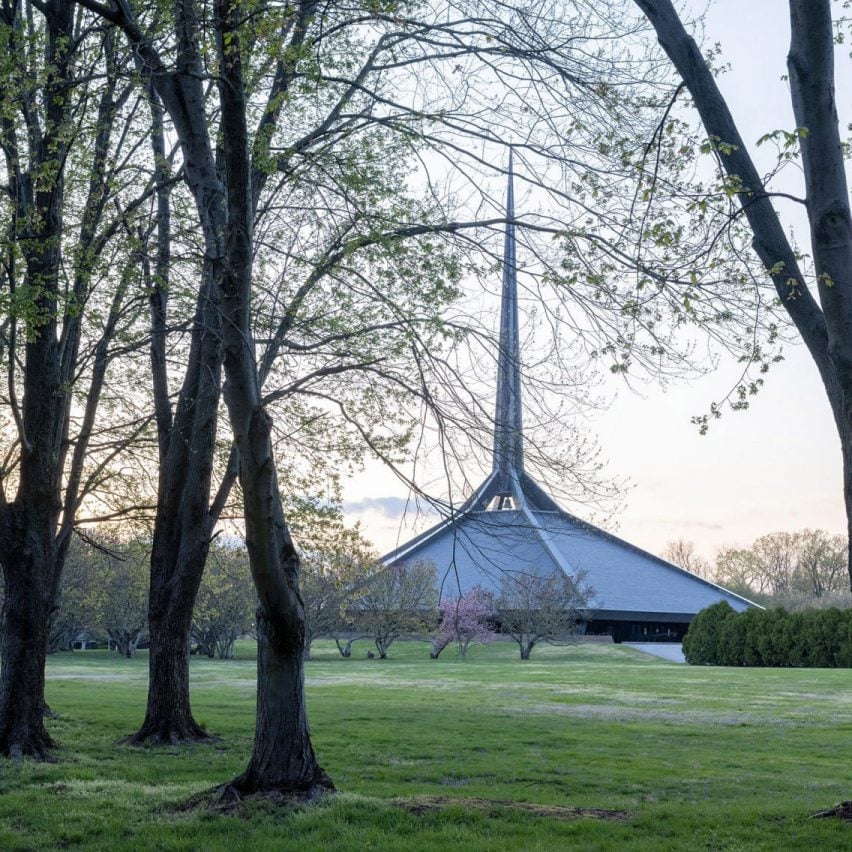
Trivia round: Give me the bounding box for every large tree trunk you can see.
[127,463,221,744]
[0,532,55,760]
[230,609,330,795]
[128,603,209,744]
[0,0,75,762]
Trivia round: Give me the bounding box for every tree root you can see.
[176,771,335,815]
[812,801,852,820]
[120,722,220,748]
[2,733,57,763]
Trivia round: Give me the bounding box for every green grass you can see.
[1,640,851,850]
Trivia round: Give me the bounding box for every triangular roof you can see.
[382,155,756,620]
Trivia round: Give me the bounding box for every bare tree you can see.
[662,539,712,579]
[358,561,439,659]
[498,571,593,660]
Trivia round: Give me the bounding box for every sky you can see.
[340,0,848,563]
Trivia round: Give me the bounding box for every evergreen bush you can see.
[683,605,852,668]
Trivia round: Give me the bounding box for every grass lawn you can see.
[1,640,851,850]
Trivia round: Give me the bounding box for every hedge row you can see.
[682,601,852,667]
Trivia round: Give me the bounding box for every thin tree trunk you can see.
[212,0,331,798]
[843,439,852,588]
[217,408,332,797]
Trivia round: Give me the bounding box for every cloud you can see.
[343,496,414,517]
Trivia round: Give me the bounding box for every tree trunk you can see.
[334,637,356,658]
[430,638,449,659]
[843,437,852,589]
[634,0,852,583]
[127,264,225,745]
[213,1,331,798]
[0,545,55,760]
[229,610,331,796]
[127,584,212,745]
[216,408,332,797]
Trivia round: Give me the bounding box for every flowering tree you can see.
[432,586,496,660]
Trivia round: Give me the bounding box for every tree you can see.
[297,513,378,661]
[662,539,712,580]
[715,547,770,599]
[192,543,255,659]
[431,586,496,660]
[715,529,848,605]
[498,571,593,660]
[358,561,439,659]
[73,0,665,792]
[48,538,102,654]
[94,539,149,659]
[633,0,852,583]
[797,529,847,599]
[0,4,155,758]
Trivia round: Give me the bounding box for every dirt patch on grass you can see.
[393,795,631,822]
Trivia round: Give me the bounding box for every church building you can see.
[381,155,756,643]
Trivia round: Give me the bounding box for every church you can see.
[381,156,755,643]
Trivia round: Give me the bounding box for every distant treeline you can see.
[683,601,852,668]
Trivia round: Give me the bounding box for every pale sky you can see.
[341,0,848,562]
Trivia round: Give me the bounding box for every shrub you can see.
[683,604,852,668]
[682,601,735,665]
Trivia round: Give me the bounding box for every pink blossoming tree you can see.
[432,586,497,660]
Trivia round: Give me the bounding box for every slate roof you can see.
[382,470,755,618]
[381,155,757,621]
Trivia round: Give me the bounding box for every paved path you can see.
[624,642,685,663]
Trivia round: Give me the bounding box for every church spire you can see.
[492,150,524,481]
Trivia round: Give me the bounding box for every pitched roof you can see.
[383,470,756,617]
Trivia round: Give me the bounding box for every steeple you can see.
[492,150,524,483]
